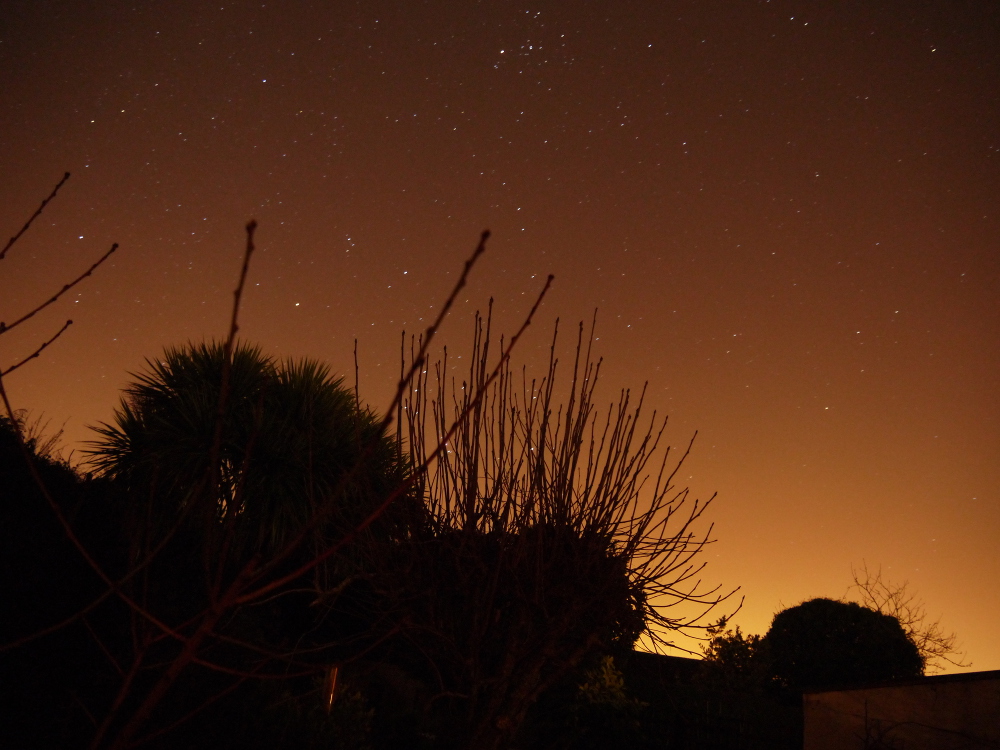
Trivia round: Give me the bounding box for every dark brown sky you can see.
[1,0,997,669]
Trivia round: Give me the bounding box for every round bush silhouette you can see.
[765,597,922,692]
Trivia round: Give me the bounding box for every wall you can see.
[803,670,1000,750]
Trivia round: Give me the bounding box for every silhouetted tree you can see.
[76,339,427,749]
[371,309,734,749]
[765,597,923,695]
[87,341,408,564]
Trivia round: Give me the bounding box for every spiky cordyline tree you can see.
[87,341,404,566]
[385,306,735,749]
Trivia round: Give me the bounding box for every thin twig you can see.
[391,230,490,419]
[225,220,257,351]
[0,243,118,335]
[354,337,360,406]
[1,172,70,260]
[1,320,72,376]
[208,220,256,519]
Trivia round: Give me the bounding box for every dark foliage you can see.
[0,414,125,748]
[366,524,647,748]
[87,341,411,562]
[77,342,415,748]
[0,346,410,749]
[765,597,923,694]
[520,652,652,750]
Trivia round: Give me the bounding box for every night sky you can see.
[1,1,997,670]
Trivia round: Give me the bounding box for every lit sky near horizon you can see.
[1,0,997,670]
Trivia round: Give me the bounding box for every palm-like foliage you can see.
[87,341,403,560]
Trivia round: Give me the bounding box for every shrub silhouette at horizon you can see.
[765,597,923,694]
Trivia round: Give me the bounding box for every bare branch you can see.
[845,562,970,673]
[1,172,70,260]
[0,242,118,336]
[1,319,72,376]
[224,220,257,352]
